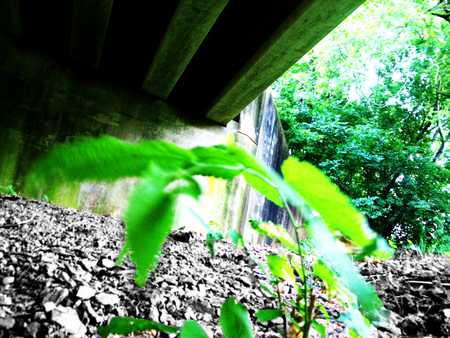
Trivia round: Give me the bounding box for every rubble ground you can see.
[0,195,449,337]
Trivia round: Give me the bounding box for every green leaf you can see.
[355,237,394,260]
[312,320,327,338]
[97,316,178,338]
[220,298,254,338]
[259,281,277,297]
[281,158,377,247]
[123,172,176,287]
[206,231,223,257]
[191,145,245,179]
[227,145,283,206]
[255,309,283,322]
[249,220,297,252]
[25,136,194,197]
[168,177,202,199]
[313,260,338,292]
[229,229,245,249]
[340,308,372,338]
[266,254,295,283]
[306,218,385,322]
[180,320,209,338]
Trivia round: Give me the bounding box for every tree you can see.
[273,0,449,251]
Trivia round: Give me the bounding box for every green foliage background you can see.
[273,0,449,252]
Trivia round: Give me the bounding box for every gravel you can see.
[1,195,448,337]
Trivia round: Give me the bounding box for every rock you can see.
[76,285,96,300]
[45,263,58,276]
[444,308,450,318]
[2,276,14,285]
[95,292,120,306]
[100,258,115,269]
[34,311,46,321]
[0,317,15,330]
[10,255,18,264]
[80,258,96,272]
[184,306,196,320]
[25,321,41,338]
[51,306,86,337]
[83,300,103,323]
[0,293,12,305]
[42,287,69,306]
[43,301,56,312]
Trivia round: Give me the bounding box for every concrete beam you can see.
[70,0,114,68]
[143,0,228,99]
[0,0,22,38]
[206,0,365,124]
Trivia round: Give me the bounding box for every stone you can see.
[51,306,86,337]
[25,321,41,338]
[43,301,56,312]
[95,292,120,306]
[45,263,58,276]
[34,311,46,321]
[10,255,18,264]
[184,306,196,320]
[80,258,96,272]
[0,317,15,330]
[100,258,115,269]
[83,301,103,323]
[76,285,96,300]
[2,276,14,285]
[0,294,12,305]
[42,287,69,306]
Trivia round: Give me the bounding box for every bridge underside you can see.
[0,0,364,124]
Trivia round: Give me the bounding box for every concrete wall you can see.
[0,35,288,241]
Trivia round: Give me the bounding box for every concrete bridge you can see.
[0,0,363,123]
[0,0,363,240]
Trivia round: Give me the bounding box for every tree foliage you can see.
[273,0,449,251]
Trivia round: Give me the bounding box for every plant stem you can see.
[276,282,288,338]
[282,196,310,338]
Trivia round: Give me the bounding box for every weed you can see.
[26,136,393,337]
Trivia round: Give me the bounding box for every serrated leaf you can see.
[313,260,338,292]
[191,145,245,179]
[25,136,193,197]
[168,177,202,199]
[306,218,385,322]
[97,316,178,338]
[290,255,307,281]
[255,309,283,322]
[180,320,209,338]
[227,145,283,206]
[250,220,297,252]
[266,254,295,283]
[281,158,377,248]
[220,298,254,338]
[124,173,176,287]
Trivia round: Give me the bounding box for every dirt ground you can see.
[0,195,449,337]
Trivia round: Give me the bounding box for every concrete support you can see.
[70,0,114,67]
[143,0,228,99]
[206,0,365,124]
[0,0,21,38]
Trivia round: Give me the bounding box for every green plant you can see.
[0,184,17,196]
[26,136,393,337]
